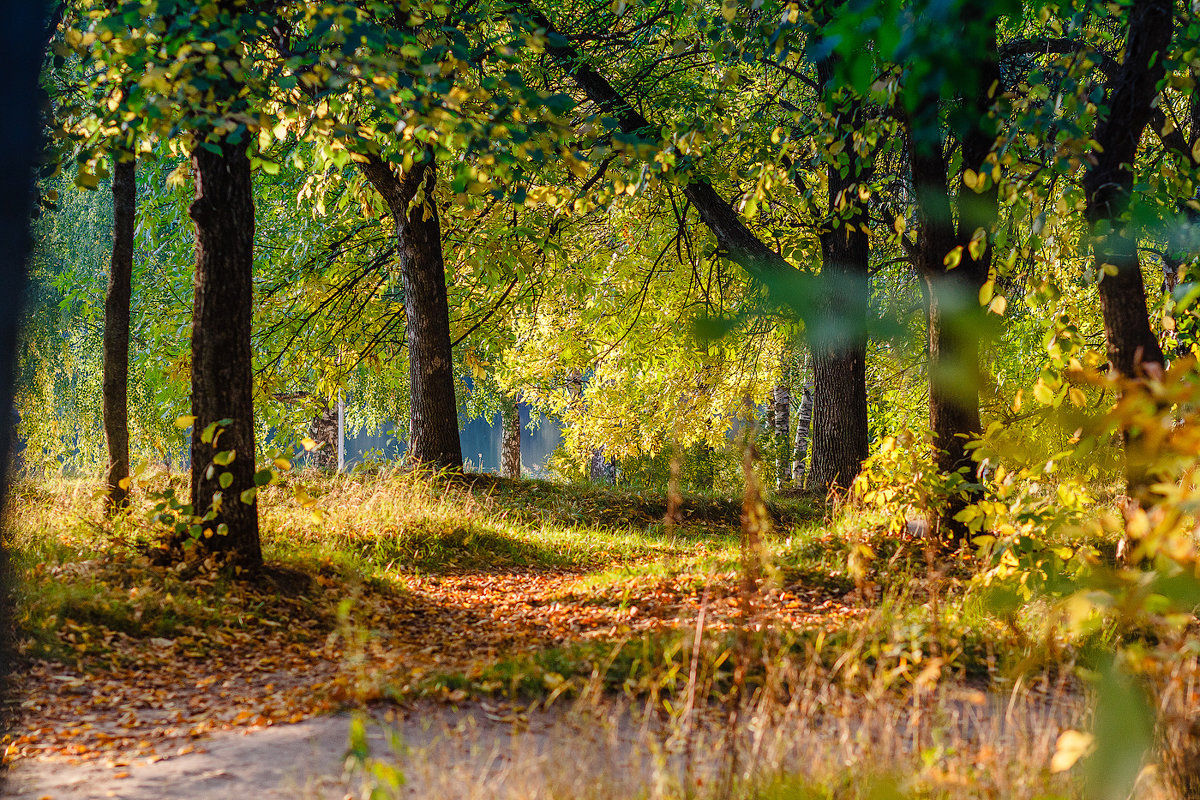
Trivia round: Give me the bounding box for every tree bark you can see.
[501,395,521,479]
[590,448,616,483]
[792,379,814,488]
[905,27,1002,542]
[809,148,870,491]
[0,0,47,720]
[309,404,338,471]
[189,139,262,568]
[805,37,872,495]
[773,380,791,489]
[103,157,134,513]
[1082,0,1172,496]
[357,150,462,470]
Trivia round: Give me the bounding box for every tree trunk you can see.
[908,26,1001,543]
[0,0,46,710]
[309,404,338,471]
[792,379,814,488]
[188,139,262,568]
[809,165,870,491]
[697,442,716,492]
[357,151,462,470]
[590,448,616,484]
[501,395,521,479]
[773,380,791,489]
[103,156,134,513]
[1083,0,1172,497]
[806,47,871,496]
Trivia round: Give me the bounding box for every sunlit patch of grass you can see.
[255,470,736,579]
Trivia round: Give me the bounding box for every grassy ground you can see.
[2,468,1114,798]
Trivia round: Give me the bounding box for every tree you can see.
[184,2,265,568]
[188,136,262,567]
[2,0,51,708]
[501,395,520,479]
[808,47,871,492]
[1082,0,1173,497]
[357,151,463,470]
[839,0,1003,540]
[102,156,134,513]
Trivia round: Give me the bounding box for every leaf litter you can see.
[6,553,864,770]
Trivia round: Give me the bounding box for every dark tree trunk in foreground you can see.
[908,22,1001,543]
[807,39,871,495]
[809,124,870,491]
[1083,0,1171,497]
[189,140,262,568]
[501,396,521,479]
[103,157,134,513]
[358,151,462,470]
[0,0,48,750]
[911,141,983,492]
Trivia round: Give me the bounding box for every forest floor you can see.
[2,471,1095,798]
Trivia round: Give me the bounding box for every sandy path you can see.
[4,700,654,800]
[4,685,1085,800]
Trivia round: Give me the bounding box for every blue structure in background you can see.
[344,402,562,476]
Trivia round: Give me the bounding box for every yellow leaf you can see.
[301,437,318,451]
[273,457,292,471]
[978,280,994,305]
[943,246,963,269]
[1033,380,1055,405]
[988,295,1007,315]
[1068,387,1086,407]
[174,415,197,429]
[118,477,131,491]
[1050,730,1094,773]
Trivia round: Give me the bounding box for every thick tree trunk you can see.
[188,139,262,568]
[792,379,813,488]
[1083,0,1172,496]
[501,396,521,479]
[357,151,462,470]
[908,26,1001,543]
[807,49,871,495]
[809,166,870,491]
[911,148,988,542]
[0,0,46,717]
[103,157,134,513]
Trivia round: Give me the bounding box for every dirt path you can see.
[4,701,658,800]
[5,685,1085,800]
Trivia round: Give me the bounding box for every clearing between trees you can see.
[1,470,1112,799]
